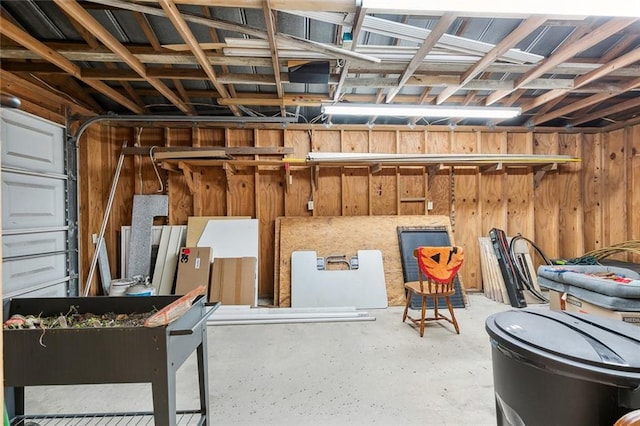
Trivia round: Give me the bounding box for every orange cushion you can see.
[416,246,464,283]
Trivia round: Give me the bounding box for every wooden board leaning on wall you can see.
[275,215,459,307]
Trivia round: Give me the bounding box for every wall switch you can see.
[307,200,314,211]
[427,200,434,210]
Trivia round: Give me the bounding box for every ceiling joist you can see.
[1,1,637,128]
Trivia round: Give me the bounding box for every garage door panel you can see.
[2,231,67,258]
[2,253,67,294]
[13,282,68,299]
[2,171,66,229]
[1,109,64,174]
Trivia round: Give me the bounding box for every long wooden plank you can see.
[158,226,186,295]
[151,225,170,294]
[153,150,228,160]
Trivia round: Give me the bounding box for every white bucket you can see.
[109,278,135,296]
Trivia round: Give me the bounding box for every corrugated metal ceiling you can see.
[1,1,638,128]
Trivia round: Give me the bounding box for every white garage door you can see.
[1,108,71,298]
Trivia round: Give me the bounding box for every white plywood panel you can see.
[291,250,388,309]
[198,219,259,305]
[1,171,65,230]
[197,219,259,258]
[3,253,67,294]
[2,230,66,258]
[1,108,64,174]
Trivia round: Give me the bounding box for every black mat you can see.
[397,226,466,309]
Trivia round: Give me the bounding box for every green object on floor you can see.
[4,404,9,426]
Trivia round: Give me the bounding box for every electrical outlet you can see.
[307,200,314,211]
[427,200,434,210]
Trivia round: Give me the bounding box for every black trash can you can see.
[485,308,640,426]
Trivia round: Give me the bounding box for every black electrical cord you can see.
[508,235,551,303]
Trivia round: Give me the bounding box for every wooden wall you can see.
[76,124,640,302]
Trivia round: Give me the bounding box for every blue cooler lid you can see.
[486,308,640,387]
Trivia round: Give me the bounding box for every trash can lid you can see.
[486,308,640,386]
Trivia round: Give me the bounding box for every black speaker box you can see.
[288,61,330,84]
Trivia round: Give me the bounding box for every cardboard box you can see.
[560,292,640,326]
[209,257,257,305]
[548,289,564,311]
[175,247,213,295]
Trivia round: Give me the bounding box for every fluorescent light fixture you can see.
[359,0,640,17]
[322,103,521,119]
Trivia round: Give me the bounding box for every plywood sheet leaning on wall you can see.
[276,215,455,307]
[186,216,251,247]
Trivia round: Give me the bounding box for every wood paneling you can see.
[506,132,534,238]
[398,131,426,215]
[581,132,604,250]
[558,133,584,258]
[451,132,481,291]
[426,131,452,216]
[166,128,193,224]
[479,132,507,236]
[313,130,342,216]
[604,129,628,252]
[284,130,312,217]
[533,133,560,260]
[256,129,285,297]
[11,77,638,300]
[630,126,640,263]
[72,123,640,300]
[342,130,369,216]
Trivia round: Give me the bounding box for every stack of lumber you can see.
[478,236,546,305]
[207,305,375,325]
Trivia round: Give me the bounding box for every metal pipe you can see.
[70,114,297,145]
[83,141,128,296]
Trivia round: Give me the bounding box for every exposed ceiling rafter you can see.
[386,13,458,103]
[54,0,192,113]
[0,14,144,113]
[486,17,637,105]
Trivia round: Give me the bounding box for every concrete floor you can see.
[25,293,513,425]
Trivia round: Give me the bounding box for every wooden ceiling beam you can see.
[3,45,640,78]
[486,17,637,105]
[262,0,285,117]
[568,96,640,127]
[131,0,355,12]
[0,70,95,116]
[87,0,379,64]
[64,9,148,112]
[43,73,105,113]
[55,0,192,114]
[133,10,185,113]
[436,15,548,104]
[332,4,367,102]
[0,16,81,77]
[158,0,237,117]
[532,76,640,125]
[7,61,633,95]
[200,6,236,98]
[600,33,639,62]
[0,14,143,114]
[521,46,640,112]
[385,13,457,103]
